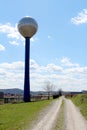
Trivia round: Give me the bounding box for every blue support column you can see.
[24,37,31,102]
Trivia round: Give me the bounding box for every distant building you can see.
[0,92,4,99]
[4,93,23,103]
[0,92,4,104]
[82,90,87,94]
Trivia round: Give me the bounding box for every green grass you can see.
[54,100,64,130]
[71,94,87,120]
[0,100,53,130]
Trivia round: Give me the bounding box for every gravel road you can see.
[30,97,87,130]
[30,97,63,130]
[64,98,87,130]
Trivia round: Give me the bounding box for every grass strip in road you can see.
[71,94,87,120]
[0,100,53,130]
[54,100,64,130]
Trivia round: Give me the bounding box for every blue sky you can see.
[0,0,87,91]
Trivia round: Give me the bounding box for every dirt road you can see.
[30,97,87,130]
[64,98,87,130]
[30,97,63,130]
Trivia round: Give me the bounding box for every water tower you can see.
[18,16,38,102]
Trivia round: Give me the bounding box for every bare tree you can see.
[44,81,54,100]
[58,88,62,96]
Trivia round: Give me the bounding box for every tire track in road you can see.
[64,98,87,130]
[30,97,63,130]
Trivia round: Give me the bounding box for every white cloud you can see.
[61,57,79,67]
[0,58,87,91]
[9,41,19,46]
[46,63,63,72]
[71,9,87,25]
[0,23,20,39]
[0,44,5,51]
[0,61,24,89]
[64,67,87,74]
[30,59,40,71]
[30,62,86,90]
[0,61,24,70]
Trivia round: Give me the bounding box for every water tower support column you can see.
[24,37,30,102]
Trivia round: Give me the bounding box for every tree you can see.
[44,81,54,100]
[58,88,62,97]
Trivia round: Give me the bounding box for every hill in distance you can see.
[0,88,50,95]
[0,88,24,95]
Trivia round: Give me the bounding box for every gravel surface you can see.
[30,97,63,130]
[30,97,87,130]
[64,98,87,130]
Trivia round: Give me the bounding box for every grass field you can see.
[0,100,53,130]
[71,94,87,120]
